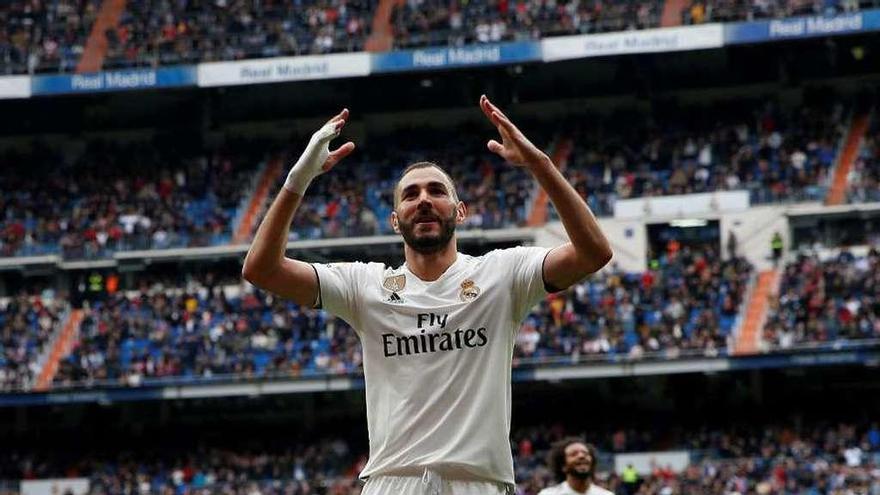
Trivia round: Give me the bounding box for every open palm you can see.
[321,108,356,173]
[480,94,549,167]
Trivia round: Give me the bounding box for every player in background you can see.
[539,438,614,495]
[242,96,612,495]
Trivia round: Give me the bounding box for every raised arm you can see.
[241,109,355,306]
[479,95,612,290]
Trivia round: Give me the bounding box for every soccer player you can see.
[539,438,614,495]
[242,95,612,495]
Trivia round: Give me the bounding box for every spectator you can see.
[771,231,783,266]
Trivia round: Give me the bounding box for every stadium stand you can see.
[515,245,753,363]
[681,0,878,25]
[3,422,878,494]
[761,245,880,350]
[16,242,749,390]
[391,0,663,49]
[284,123,540,240]
[51,272,363,388]
[848,121,880,204]
[559,98,846,218]
[3,0,880,493]
[0,0,99,75]
[517,422,880,494]
[0,290,65,392]
[0,137,266,259]
[103,0,377,70]
[9,0,879,74]
[0,96,852,258]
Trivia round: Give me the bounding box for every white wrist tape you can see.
[283,121,341,194]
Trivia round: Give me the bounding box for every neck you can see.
[403,239,458,281]
[566,477,590,493]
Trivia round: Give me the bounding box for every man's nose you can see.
[417,189,433,206]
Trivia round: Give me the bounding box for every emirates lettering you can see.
[382,327,489,357]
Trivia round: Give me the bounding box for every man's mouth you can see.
[415,216,440,225]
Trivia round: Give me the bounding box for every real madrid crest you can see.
[459,279,481,302]
[383,274,406,292]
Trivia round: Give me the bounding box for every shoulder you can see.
[537,483,564,495]
[313,261,389,288]
[589,484,615,495]
[482,245,550,263]
[456,249,528,276]
[319,260,388,274]
[486,245,547,256]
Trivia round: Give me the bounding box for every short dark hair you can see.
[548,437,598,482]
[393,161,459,208]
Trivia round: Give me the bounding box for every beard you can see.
[568,468,592,481]
[566,464,594,481]
[397,209,457,254]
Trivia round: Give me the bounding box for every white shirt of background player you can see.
[538,442,614,495]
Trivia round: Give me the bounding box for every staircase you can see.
[233,159,284,244]
[825,113,871,206]
[527,138,574,227]
[660,0,688,27]
[733,270,779,355]
[76,0,127,73]
[34,309,85,391]
[364,0,404,52]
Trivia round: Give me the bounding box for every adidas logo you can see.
[387,292,405,304]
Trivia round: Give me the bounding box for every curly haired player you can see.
[539,438,613,495]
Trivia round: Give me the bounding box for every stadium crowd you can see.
[560,99,844,217]
[6,0,878,74]
[848,125,880,204]
[516,422,880,494]
[35,241,751,391]
[0,290,64,392]
[7,242,876,392]
[390,0,662,49]
[514,244,752,364]
[102,0,376,69]
[51,272,362,388]
[0,98,848,258]
[0,138,261,259]
[0,0,99,75]
[762,246,880,350]
[285,124,538,240]
[681,0,875,25]
[3,422,879,494]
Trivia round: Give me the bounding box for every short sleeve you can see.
[502,246,552,323]
[312,262,372,327]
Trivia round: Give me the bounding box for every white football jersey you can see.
[538,481,615,495]
[313,246,550,486]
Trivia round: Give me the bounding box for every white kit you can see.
[313,246,550,487]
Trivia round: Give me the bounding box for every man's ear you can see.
[390,210,400,234]
[455,201,467,225]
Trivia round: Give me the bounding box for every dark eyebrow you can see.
[401,181,449,196]
[426,181,449,191]
[401,184,419,196]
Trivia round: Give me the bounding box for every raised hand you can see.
[284,108,356,194]
[480,95,549,168]
[319,108,356,173]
